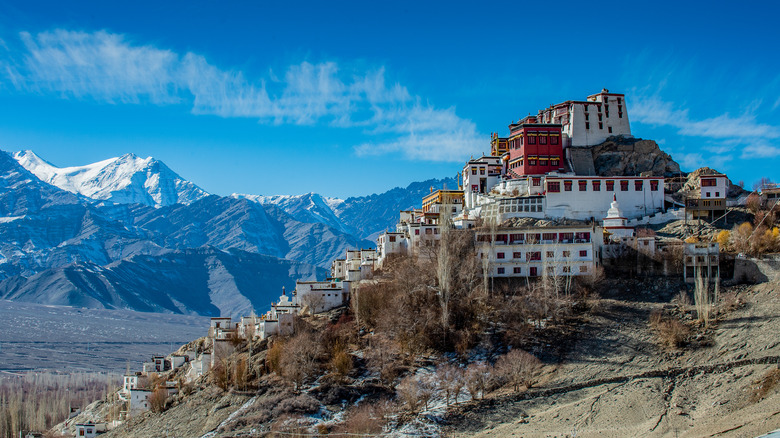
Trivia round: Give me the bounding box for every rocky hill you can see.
[569,136,681,177]
[62,276,780,438]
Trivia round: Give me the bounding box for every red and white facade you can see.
[476,224,602,278]
[537,89,632,147]
[506,117,565,178]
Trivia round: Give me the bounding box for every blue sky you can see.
[0,0,778,198]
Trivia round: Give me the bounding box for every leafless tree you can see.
[464,361,491,400]
[495,349,542,391]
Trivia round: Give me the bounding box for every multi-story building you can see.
[686,173,729,221]
[422,189,464,216]
[505,116,565,177]
[462,156,502,194]
[537,89,632,147]
[475,222,602,278]
[683,242,719,282]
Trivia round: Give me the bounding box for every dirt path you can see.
[445,281,780,438]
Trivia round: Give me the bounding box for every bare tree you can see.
[495,349,542,391]
[465,361,491,400]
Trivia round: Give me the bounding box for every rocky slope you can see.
[569,136,681,177]
[444,279,780,438]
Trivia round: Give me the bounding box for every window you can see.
[513,252,522,258]
[528,136,536,144]
[635,180,643,191]
[527,251,541,261]
[513,267,522,274]
[650,180,659,191]
[606,180,614,191]
[530,267,538,277]
[527,233,541,243]
[560,251,570,258]
[529,159,536,166]
[480,168,485,175]
[497,252,505,259]
[532,177,541,186]
[546,251,554,258]
[559,232,573,242]
[389,236,396,242]
[543,233,557,242]
[619,111,623,118]
[563,266,571,273]
[548,181,560,192]
[471,167,476,175]
[425,228,432,234]
[579,180,587,191]
[608,126,613,133]
[592,180,601,191]
[434,228,439,234]
[575,232,591,242]
[551,136,559,145]
[585,113,589,121]
[564,180,573,191]
[551,159,559,166]
[415,229,420,235]
[497,267,505,274]
[715,191,720,197]
[539,135,547,144]
[585,122,590,129]
[580,250,587,257]
[510,233,524,243]
[599,122,603,129]
[546,266,555,274]
[620,180,629,191]
[701,178,716,187]
[598,114,603,121]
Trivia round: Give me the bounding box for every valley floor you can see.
[444,280,780,438]
[0,300,208,372]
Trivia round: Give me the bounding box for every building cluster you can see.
[376,89,666,277]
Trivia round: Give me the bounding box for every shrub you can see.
[495,349,542,391]
[328,348,353,379]
[336,401,393,435]
[650,313,691,348]
[148,387,168,413]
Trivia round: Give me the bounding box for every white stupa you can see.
[602,194,634,240]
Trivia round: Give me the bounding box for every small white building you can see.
[208,317,236,340]
[462,156,502,200]
[127,389,151,415]
[295,279,351,313]
[75,423,106,438]
[699,174,729,199]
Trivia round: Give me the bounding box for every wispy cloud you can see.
[631,95,780,140]
[2,29,482,161]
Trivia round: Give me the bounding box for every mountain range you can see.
[0,149,455,317]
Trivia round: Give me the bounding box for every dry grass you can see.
[649,310,691,348]
[751,368,780,403]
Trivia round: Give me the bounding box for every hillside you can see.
[445,279,780,437]
[63,271,780,437]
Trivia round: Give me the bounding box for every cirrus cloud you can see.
[2,29,483,162]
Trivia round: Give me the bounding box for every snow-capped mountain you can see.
[233,192,354,236]
[13,150,208,207]
[0,148,454,316]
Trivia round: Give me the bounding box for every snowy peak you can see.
[232,192,352,235]
[13,150,209,207]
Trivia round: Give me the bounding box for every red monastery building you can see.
[506,116,565,178]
